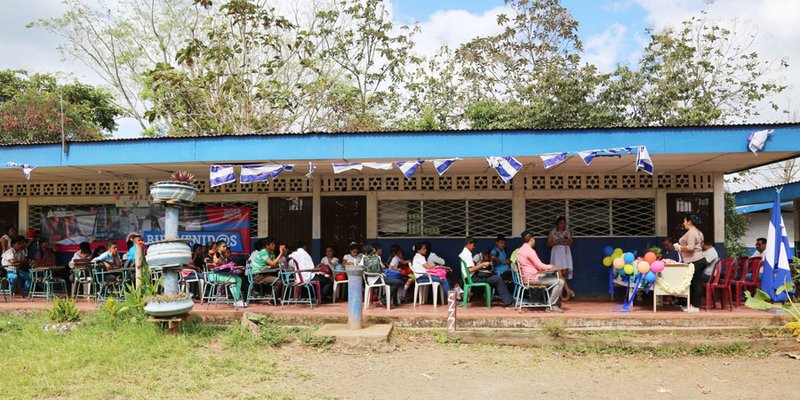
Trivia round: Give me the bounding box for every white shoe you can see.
[455,287,464,295]
[686,306,699,313]
[234,300,245,308]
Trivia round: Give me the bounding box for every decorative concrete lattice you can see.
[568,199,611,237]
[612,198,655,236]
[526,199,568,237]
[526,198,655,237]
[378,199,511,238]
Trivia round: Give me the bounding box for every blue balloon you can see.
[623,252,635,264]
[604,246,614,257]
[645,271,657,283]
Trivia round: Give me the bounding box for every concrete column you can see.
[655,189,667,237]
[511,176,525,236]
[312,176,321,240]
[164,207,179,239]
[258,194,268,237]
[137,179,149,196]
[712,173,725,244]
[17,198,28,232]
[366,191,377,238]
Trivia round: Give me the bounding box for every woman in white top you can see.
[547,216,575,301]
[319,246,341,269]
[342,242,363,267]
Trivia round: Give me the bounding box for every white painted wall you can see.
[742,211,796,249]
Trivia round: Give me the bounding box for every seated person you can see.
[363,243,404,306]
[290,241,332,302]
[410,242,451,295]
[490,235,512,280]
[69,241,92,294]
[460,237,513,307]
[250,237,286,294]
[342,242,363,267]
[1,236,32,295]
[206,239,245,308]
[701,243,720,283]
[33,238,56,265]
[516,231,564,313]
[424,241,463,298]
[661,237,680,261]
[91,242,122,283]
[124,234,144,266]
[388,244,412,296]
[319,246,344,282]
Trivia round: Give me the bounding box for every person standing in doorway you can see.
[547,216,575,301]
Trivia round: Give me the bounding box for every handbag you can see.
[428,267,448,279]
[384,269,402,279]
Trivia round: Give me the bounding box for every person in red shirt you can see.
[516,231,565,313]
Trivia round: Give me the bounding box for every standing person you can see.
[411,242,451,295]
[662,237,680,261]
[2,236,32,296]
[460,237,514,307]
[517,231,564,312]
[490,235,512,280]
[1,226,19,253]
[547,216,575,301]
[674,215,706,312]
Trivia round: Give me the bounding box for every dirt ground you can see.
[272,335,799,400]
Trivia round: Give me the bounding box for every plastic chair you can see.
[735,256,762,307]
[71,264,95,301]
[512,261,554,312]
[181,268,205,299]
[364,272,390,310]
[412,271,442,308]
[280,260,317,308]
[201,265,235,309]
[1,276,10,302]
[703,258,734,310]
[29,267,50,300]
[93,265,124,304]
[246,266,279,305]
[459,259,492,309]
[332,269,348,303]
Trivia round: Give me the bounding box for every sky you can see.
[0,0,798,144]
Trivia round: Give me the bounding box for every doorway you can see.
[0,202,18,233]
[321,196,366,259]
[666,193,714,242]
[268,197,312,250]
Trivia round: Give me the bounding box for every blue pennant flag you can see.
[396,161,424,180]
[240,164,286,184]
[578,150,598,166]
[210,165,236,187]
[762,189,794,301]
[432,158,459,176]
[306,162,315,179]
[635,146,654,175]
[486,156,522,183]
[540,153,567,169]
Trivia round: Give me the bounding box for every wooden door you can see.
[268,197,312,249]
[0,202,18,233]
[321,196,366,258]
[666,193,714,243]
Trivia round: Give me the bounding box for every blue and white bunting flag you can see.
[240,164,285,184]
[747,129,773,154]
[5,161,36,180]
[396,161,424,180]
[362,162,394,170]
[762,188,794,301]
[540,153,567,169]
[332,163,363,174]
[210,165,236,187]
[486,156,522,183]
[306,162,315,179]
[432,158,460,176]
[635,146,654,175]
[578,150,598,166]
[282,164,294,172]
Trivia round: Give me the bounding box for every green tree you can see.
[0,69,122,144]
[724,192,748,257]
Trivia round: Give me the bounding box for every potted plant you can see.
[150,170,198,203]
[143,292,195,317]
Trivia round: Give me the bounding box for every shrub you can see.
[299,328,335,350]
[48,297,81,323]
[542,319,567,338]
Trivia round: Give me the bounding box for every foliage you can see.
[299,328,335,350]
[47,297,81,323]
[541,318,567,338]
[724,192,748,257]
[745,283,800,342]
[0,69,122,143]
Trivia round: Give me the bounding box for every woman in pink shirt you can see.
[516,231,565,312]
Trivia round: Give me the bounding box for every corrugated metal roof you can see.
[1,121,798,147]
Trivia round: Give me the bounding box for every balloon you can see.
[645,271,657,283]
[623,252,635,264]
[650,260,665,273]
[613,258,625,269]
[604,246,614,257]
[602,257,612,267]
[637,261,651,274]
[644,252,657,264]
[623,264,635,275]
[614,248,623,255]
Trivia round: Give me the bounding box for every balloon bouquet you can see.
[603,246,666,312]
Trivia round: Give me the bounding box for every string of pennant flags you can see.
[207,146,655,187]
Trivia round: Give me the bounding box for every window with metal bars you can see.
[525,198,654,237]
[378,199,512,238]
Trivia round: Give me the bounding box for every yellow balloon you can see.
[623,264,635,275]
[614,248,623,255]
[602,257,612,267]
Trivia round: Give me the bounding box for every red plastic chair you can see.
[735,256,762,307]
[705,258,735,311]
[290,259,322,305]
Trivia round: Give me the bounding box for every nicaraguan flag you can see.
[432,158,459,176]
[5,161,36,180]
[210,165,236,187]
[362,162,394,170]
[761,189,794,302]
[578,150,597,166]
[305,162,315,179]
[332,163,363,174]
[748,129,773,154]
[635,146,654,175]
[486,156,522,183]
[240,164,285,184]
[540,153,567,169]
[396,161,424,180]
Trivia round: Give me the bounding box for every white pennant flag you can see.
[5,162,36,180]
[210,165,236,187]
[332,163,363,174]
[540,153,568,169]
[396,161,424,180]
[486,156,522,183]
[362,162,394,170]
[432,158,460,176]
[578,150,598,166]
[306,162,315,179]
[748,129,773,154]
[635,146,654,175]
[240,164,285,184]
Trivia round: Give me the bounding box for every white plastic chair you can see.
[412,271,444,308]
[180,268,204,298]
[364,272,390,310]
[332,270,348,303]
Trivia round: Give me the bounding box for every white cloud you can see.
[411,6,511,57]
[584,23,627,73]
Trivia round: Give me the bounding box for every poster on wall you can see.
[38,205,251,254]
